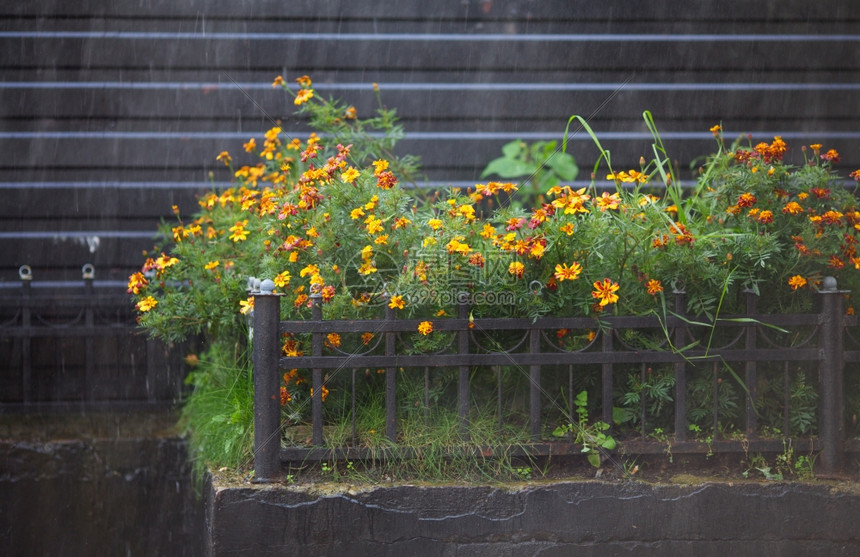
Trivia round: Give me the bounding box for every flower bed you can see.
[128,76,860,481]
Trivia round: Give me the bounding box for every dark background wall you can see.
[2,0,858,284]
[0,1,858,404]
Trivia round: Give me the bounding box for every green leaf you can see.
[587,452,601,468]
[547,153,579,181]
[501,140,523,158]
[480,157,534,179]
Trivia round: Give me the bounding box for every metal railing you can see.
[0,264,189,411]
[251,276,857,481]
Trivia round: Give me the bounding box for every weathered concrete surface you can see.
[0,413,204,557]
[207,480,860,556]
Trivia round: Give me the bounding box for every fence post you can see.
[601,327,613,427]
[818,276,845,477]
[83,264,95,403]
[457,292,471,439]
[385,300,397,442]
[311,291,324,446]
[19,265,32,404]
[673,284,687,442]
[744,288,758,437]
[252,278,282,483]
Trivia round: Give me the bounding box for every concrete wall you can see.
[207,480,860,556]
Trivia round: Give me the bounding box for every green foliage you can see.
[552,390,616,467]
[179,341,255,478]
[481,139,578,201]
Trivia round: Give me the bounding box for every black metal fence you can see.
[251,277,858,481]
[0,264,190,412]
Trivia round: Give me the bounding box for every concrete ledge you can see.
[207,480,860,556]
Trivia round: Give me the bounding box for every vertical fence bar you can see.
[783,362,791,437]
[818,276,845,476]
[457,293,470,439]
[601,328,613,427]
[570,364,576,439]
[744,289,758,437]
[425,367,431,429]
[712,362,719,439]
[19,266,32,404]
[311,292,324,446]
[252,279,282,483]
[385,302,397,442]
[640,364,647,439]
[351,368,357,446]
[529,324,541,440]
[673,286,687,442]
[83,264,95,403]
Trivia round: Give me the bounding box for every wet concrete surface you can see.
[0,412,204,557]
[207,478,860,556]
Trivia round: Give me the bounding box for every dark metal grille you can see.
[252,281,857,481]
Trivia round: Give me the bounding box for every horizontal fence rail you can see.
[251,277,855,481]
[0,264,190,411]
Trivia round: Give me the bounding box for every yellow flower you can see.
[480,223,496,239]
[365,215,384,234]
[239,297,254,315]
[591,278,620,306]
[243,138,257,153]
[559,223,575,236]
[388,295,406,310]
[341,167,361,184]
[325,333,341,348]
[782,201,803,215]
[136,295,158,312]
[272,75,285,87]
[508,261,525,278]
[394,217,411,229]
[788,275,807,290]
[299,264,320,278]
[350,207,365,220]
[710,124,722,137]
[554,262,582,282]
[418,321,433,336]
[372,159,389,175]
[294,88,314,105]
[427,218,443,230]
[204,260,220,271]
[274,271,291,288]
[295,75,312,88]
[228,220,249,242]
[595,192,621,212]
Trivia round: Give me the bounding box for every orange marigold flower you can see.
[850,169,860,182]
[508,261,525,278]
[239,297,254,315]
[468,252,485,267]
[388,295,406,310]
[325,333,341,348]
[782,201,803,215]
[788,275,807,290]
[821,149,840,162]
[272,75,286,87]
[829,255,845,269]
[376,170,397,189]
[243,137,257,152]
[295,75,312,88]
[427,218,443,230]
[709,124,722,137]
[345,106,357,119]
[554,262,582,282]
[596,191,622,212]
[294,88,314,106]
[127,272,149,295]
[737,193,757,208]
[646,279,663,295]
[757,210,774,224]
[204,260,220,271]
[809,144,822,155]
[418,321,433,336]
[362,332,374,345]
[592,278,620,307]
[215,151,231,166]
